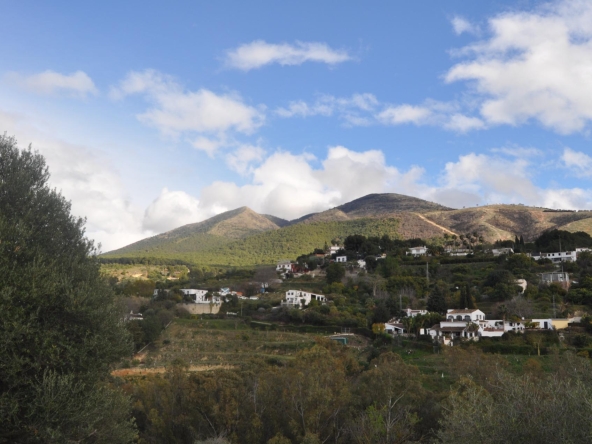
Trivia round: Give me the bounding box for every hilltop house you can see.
[407,246,428,257]
[281,290,326,309]
[336,256,347,263]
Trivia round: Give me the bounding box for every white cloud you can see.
[451,16,480,35]
[491,146,543,157]
[275,93,378,121]
[446,0,592,134]
[225,40,351,71]
[444,113,485,132]
[142,188,204,233]
[561,147,592,177]
[377,104,432,125]
[6,70,98,98]
[225,145,265,175]
[0,110,143,252]
[110,69,265,151]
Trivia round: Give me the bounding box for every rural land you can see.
[99,192,592,443]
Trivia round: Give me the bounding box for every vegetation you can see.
[0,136,136,443]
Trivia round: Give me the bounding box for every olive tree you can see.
[0,135,137,442]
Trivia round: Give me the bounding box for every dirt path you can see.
[413,213,457,236]
[112,364,234,377]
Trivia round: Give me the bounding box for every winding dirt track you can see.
[413,213,457,236]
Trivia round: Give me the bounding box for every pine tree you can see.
[0,135,137,442]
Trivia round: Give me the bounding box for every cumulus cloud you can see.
[562,147,592,177]
[0,110,143,251]
[446,0,592,133]
[225,145,266,175]
[110,69,265,152]
[142,188,204,233]
[451,16,480,35]
[225,40,351,71]
[6,70,98,98]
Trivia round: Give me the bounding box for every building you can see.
[180,289,221,304]
[531,251,577,263]
[357,259,366,269]
[445,247,471,256]
[281,290,326,308]
[540,271,570,289]
[492,247,514,256]
[407,246,428,257]
[403,308,428,318]
[336,256,347,263]
[276,260,293,272]
[385,321,405,335]
[445,308,486,322]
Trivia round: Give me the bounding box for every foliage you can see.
[0,135,136,442]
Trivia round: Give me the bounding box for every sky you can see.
[2,0,592,251]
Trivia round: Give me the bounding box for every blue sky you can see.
[2,0,592,250]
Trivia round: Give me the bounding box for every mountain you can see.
[106,206,281,257]
[102,193,592,266]
[422,205,592,242]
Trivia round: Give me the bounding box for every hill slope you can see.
[106,207,281,257]
[103,193,592,266]
[424,205,592,242]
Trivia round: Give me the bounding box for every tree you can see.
[458,284,475,309]
[427,282,448,314]
[326,262,345,284]
[0,135,136,442]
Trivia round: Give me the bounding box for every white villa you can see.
[336,256,347,263]
[531,251,577,263]
[407,246,428,257]
[492,248,514,256]
[276,260,293,272]
[179,289,221,304]
[427,308,557,345]
[281,290,326,308]
[403,308,428,318]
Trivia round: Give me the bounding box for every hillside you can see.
[106,207,281,257]
[103,218,401,266]
[424,205,592,242]
[293,193,452,224]
[103,193,592,266]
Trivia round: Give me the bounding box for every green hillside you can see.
[102,217,400,266]
[106,207,281,257]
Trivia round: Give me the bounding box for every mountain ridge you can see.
[103,193,592,266]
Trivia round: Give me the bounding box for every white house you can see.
[403,308,428,318]
[276,260,293,272]
[540,271,569,286]
[385,322,405,335]
[445,308,486,322]
[336,256,347,263]
[329,246,341,254]
[445,247,471,257]
[531,251,577,263]
[357,259,366,269]
[407,246,428,257]
[281,290,326,308]
[180,289,214,304]
[492,248,514,256]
